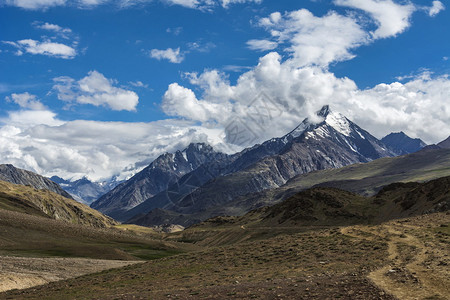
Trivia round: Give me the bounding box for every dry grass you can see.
[4,213,449,299]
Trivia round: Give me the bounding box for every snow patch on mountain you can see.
[325,111,352,136]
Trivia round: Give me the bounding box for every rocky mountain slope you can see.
[381,131,426,155]
[0,180,117,228]
[0,164,73,199]
[437,136,450,148]
[91,143,232,220]
[125,106,396,224]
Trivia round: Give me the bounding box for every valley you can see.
[2,212,448,299]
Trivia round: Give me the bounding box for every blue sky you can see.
[0,0,449,181]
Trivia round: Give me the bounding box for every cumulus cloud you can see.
[163,83,231,122]
[334,0,416,39]
[0,115,229,181]
[346,73,450,143]
[250,1,437,67]
[149,47,184,63]
[427,0,445,17]
[254,9,369,68]
[1,110,65,128]
[5,93,46,110]
[162,50,450,147]
[53,71,139,111]
[3,39,77,59]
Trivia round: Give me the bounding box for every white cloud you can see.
[149,47,184,63]
[427,1,444,17]
[163,83,231,122]
[0,115,229,181]
[79,0,106,6]
[162,52,358,145]
[4,0,66,10]
[3,39,77,59]
[246,39,278,51]
[334,0,416,39]
[165,0,200,8]
[33,22,72,34]
[166,27,183,36]
[53,71,139,111]
[4,0,262,10]
[255,9,369,68]
[344,73,450,143]
[4,0,106,9]
[1,110,65,128]
[5,92,46,110]
[162,50,450,147]
[220,0,261,8]
[187,41,216,53]
[222,65,252,72]
[129,81,149,88]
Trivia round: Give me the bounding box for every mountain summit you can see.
[381,132,426,155]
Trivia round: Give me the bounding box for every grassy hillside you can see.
[0,207,195,260]
[0,180,117,228]
[0,179,199,261]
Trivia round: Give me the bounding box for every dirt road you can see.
[341,214,450,300]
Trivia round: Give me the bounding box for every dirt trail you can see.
[341,218,449,300]
[0,256,142,292]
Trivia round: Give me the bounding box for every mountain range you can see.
[90,105,434,226]
[1,105,444,229]
[50,176,122,205]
